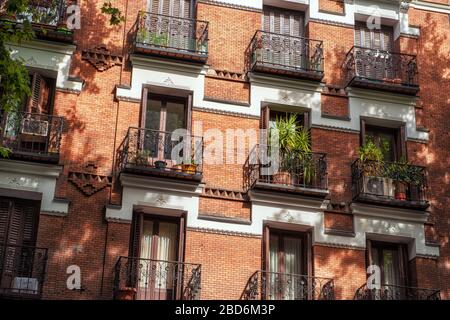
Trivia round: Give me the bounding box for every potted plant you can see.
[292,126,313,186]
[385,158,425,201]
[271,113,305,186]
[181,158,197,175]
[154,160,167,170]
[132,150,150,167]
[172,163,182,172]
[115,287,137,300]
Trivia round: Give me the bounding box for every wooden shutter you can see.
[150,0,191,17]
[27,73,52,115]
[260,106,270,130]
[360,118,366,146]
[303,111,310,129]
[398,244,408,286]
[130,212,143,259]
[396,124,407,160]
[263,224,270,271]
[0,199,10,244]
[366,239,373,267]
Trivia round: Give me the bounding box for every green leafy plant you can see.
[0,0,125,157]
[101,1,126,26]
[132,150,150,166]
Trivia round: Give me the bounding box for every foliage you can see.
[359,137,384,163]
[101,1,125,26]
[0,0,125,156]
[384,157,425,186]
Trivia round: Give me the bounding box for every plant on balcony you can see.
[132,149,151,167]
[384,157,425,201]
[271,113,312,186]
[358,136,387,176]
[181,157,197,175]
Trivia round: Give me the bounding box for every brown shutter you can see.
[0,199,10,244]
[366,239,373,267]
[21,203,39,247]
[28,73,42,113]
[162,0,170,15]
[260,106,270,130]
[303,111,310,129]
[396,124,407,160]
[398,244,408,286]
[186,94,192,133]
[306,232,312,277]
[360,118,366,146]
[263,224,270,271]
[130,212,143,258]
[381,26,393,51]
[263,9,270,32]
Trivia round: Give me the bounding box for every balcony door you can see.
[0,197,40,295]
[1,72,56,155]
[130,213,185,300]
[367,241,409,299]
[146,0,193,50]
[141,92,188,162]
[264,227,309,300]
[262,6,305,68]
[354,22,394,80]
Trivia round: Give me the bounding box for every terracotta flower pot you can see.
[273,172,291,185]
[115,287,136,300]
[394,181,407,201]
[172,164,182,172]
[182,164,197,174]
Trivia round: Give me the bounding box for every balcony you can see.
[0,0,74,43]
[246,30,324,81]
[117,127,203,181]
[133,11,208,63]
[241,271,334,300]
[343,46,419,95]
[245,145,328,197]
[0,112,64,164]
[354,283,441,300]
[113,256,201,300]
[0,243,48,299]
[351,159,428,210]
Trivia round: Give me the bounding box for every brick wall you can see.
[12,0,449,300]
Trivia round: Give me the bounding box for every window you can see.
[0,197,40,292]
[147,0,192,18]
[25,72,56,115]
[261,106,309,132]
[129,212,185,300]
[263,225,311,300]
[263,6,304,37]
[361,120,406,162]
[261,6,305,68]
[367,240,409,288]
[141,89,191,161]
[355,21,393,51]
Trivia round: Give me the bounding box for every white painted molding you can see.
[0,159,69,214]
[7,40,82,93]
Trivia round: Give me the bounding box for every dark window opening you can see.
[361,121,406,162]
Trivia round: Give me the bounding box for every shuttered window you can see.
[26,73,55,115]
[0,197,39,247]
[147,0,192,18]
[355,22,393,51]
[263,6,304,36]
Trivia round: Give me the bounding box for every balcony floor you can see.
[252,62,324,81]
[123,164,203,182]
[253,181,329,198]
[134,43,208,63]
[354,193,429,210]
[348,76,420,95]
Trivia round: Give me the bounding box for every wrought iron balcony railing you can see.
[241,270,334,300]
[0,0,74,42]
[0,243,48,299]
[245,144,328,195]
[246,30,324,80]
[117,127,203,180]
[0,112,64,163]
[351,159,428,209]
[114,256,202,300]
[354,283,441,300]
[343,46,419,95]
[134,11,208,63]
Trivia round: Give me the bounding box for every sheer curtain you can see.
[284,237,303,300]
[157,222,178,291]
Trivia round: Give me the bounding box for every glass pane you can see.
[140,220,154,260]
[365,127,396,162]
[145,99,162,157]
[145,99,162,131]
[165,102,186,159]
[383,249,400,286]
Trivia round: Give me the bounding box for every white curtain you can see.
[156,222,178,290]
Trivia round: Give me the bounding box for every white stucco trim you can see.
[0,159,69,214]
[7,40,82,93]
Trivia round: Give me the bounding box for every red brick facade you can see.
[0,0,449,300]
